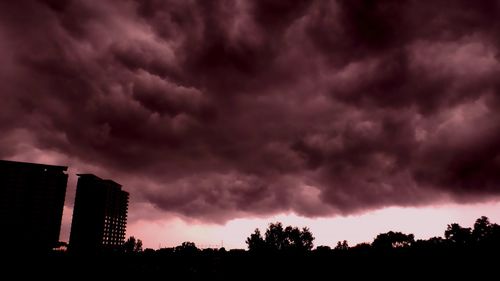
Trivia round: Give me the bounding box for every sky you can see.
[1,0,500,249]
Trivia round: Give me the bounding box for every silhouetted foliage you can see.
[315,245,332,253]
[9,216,500,279]
[124,236,143,253]
[334,240,349,251]
[352,242,371,250]
[372,231,414,249]
[246,222,314,252]
[413,236,446,251]
[143,248,155,255]
[246,228,266,252]
[445,223,472,246]
[350,242,372,255]
[175,242,199,255]
[473,216,491,243]
[264,222,287,250]
[471,216,500,248]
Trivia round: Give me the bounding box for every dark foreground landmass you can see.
[4,216,500,279]
[4,247,499,280]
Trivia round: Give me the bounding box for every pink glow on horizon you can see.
[125,201,500,250]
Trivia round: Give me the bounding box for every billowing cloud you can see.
[1,0,500,223]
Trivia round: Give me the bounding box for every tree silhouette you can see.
[246,228,266,252]
[372,231,414,249]
[334,240,349,250]
[246,222,315,252]
[264,222,287,250]
[471,216,500,247]
[472,216,492,244]
[296,226,314,251]
[315,245,332,253]
[124,236,143,253]
[135,239,143,252]
[490,223,500,247]
[175,242,199,255]
[413,236,446,251]
[351,242,371,253]
[445,223,471,246]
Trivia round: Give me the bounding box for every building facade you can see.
[0,160,68,252]
[69,174,129,253]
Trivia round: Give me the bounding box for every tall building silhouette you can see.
[0,160,68,252]
[69,174,129,253]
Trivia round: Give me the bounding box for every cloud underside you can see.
[1,0,500,222]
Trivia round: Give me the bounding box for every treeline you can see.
[315,215,500,253]
[8,216,500,279]
[123,216,500,255]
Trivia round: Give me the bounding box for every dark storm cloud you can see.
[1,0,500,222]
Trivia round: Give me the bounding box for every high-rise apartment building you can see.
[0,160,68,252]
[69,174,129,253]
